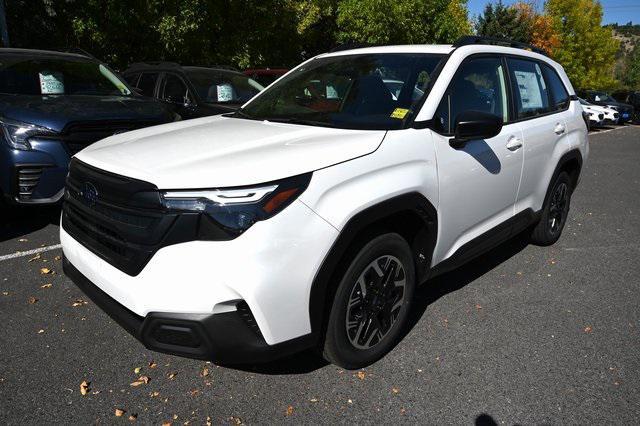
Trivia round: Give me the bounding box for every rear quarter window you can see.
[541,64,569,111]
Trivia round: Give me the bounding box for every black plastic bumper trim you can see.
[63,257,315,364]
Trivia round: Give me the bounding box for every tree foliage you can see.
[336,0,470,45]
[4,0,470,70]
[475,0,530,42]
[546,0,619,89]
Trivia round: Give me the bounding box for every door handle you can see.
[506,136,523,151]
[554,123,566,135]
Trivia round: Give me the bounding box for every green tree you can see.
[546,0,619,89]
[336,0,471,45]
[623,47,640,88]
[475,1,529,42]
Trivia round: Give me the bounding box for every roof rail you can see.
[51,47,96,59]
[453,35,548,56]
[207,64,240,72]
[127,61,181,69]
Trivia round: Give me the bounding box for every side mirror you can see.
[450,111,503,149]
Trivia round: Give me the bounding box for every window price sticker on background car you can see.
[390,108,409,119]
[216,84,234,102]
[39,71,65,94]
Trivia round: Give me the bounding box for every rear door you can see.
[431,55,524,263]
[506,57,572,213]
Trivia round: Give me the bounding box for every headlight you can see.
[0,117,56,150]
[161,173,311,234]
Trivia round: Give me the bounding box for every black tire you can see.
[322,233,415,369]
[530,171,572,246]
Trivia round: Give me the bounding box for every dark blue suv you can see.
[0,48,177,206]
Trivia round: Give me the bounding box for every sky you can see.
[467,0,640,25]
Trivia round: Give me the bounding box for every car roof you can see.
[0,47,92,60]
[319,44,455,58]
[124,63,240,74]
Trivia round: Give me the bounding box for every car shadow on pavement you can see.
[0,205,61,242]
[228,232,531,376]
[405,231,530,334]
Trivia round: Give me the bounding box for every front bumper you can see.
[0,138,70,205]
[63,258,314,364]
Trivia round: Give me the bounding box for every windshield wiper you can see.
[231,109,259,120]
[262,117,337,128]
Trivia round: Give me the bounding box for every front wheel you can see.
[530,171,572,246]
[322,233,415,369]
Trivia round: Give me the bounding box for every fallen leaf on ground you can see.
[2,292,8,296]
[229,416,242,425]
[206,416,212,426]
[18,238,28,242]
[134,367,141,374]
[310,398,318,403]
[286,406,294,416]
[201,367,209,377]
[150,391,160,398]
[584,326,593,333]
[54,256,61,261]
[40,283,52,289]
[162,422,171,426]
[72,299,88,307]
[189,389,199,396]
[40,268,52,275]
[128,414,137,421]
[130,376,150,387]
[115,408,126,417]
[356,371,366,380]
[475,304,482,310]
[80,380,90,395]
[28,253,41,262]
[148,361,157,368]
[392,387,400,394]
[37,329,44,334]
[168,372,176,380]
[28,297,38,304]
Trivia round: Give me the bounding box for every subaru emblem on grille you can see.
[81,182,99,207]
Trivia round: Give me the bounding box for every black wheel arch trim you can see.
[543,149,583,207]
[308,192,437,340]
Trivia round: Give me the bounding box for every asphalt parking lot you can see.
[1,125,639,424]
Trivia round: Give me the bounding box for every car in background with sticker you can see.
[0,48,178,207]
[578,97,617,127]
[122,63,265,120]
[577,89,634,124]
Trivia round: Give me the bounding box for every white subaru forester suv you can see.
[61,37,588,369]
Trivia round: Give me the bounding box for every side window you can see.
[161,74,190,104]
[123,72,140,87]
[137,72,159,97]
[507,58,550,119]
[542,64,569,111]
[434,56,509,134]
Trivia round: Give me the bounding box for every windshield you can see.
[0,55,131,96]
[579,97,591,105]
[237,53,444,130]
[185,68,264,104]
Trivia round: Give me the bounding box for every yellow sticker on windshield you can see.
[390,108,409,119]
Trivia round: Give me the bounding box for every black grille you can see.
[15,166,44,200]
[62,159,233,276]
[57,121,160,156]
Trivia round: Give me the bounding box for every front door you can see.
[430,55,524,264]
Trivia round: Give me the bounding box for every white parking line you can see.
[0,244,62,262]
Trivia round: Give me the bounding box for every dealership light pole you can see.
[0,0,9,47]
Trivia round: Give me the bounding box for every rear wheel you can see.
[530,171,572,246]
[322,233,415,369]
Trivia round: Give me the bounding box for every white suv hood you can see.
[75,115,386,188]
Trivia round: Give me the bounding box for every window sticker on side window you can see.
[217,84,234,102]
[514,70,543,109]
[39,71,64,94]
